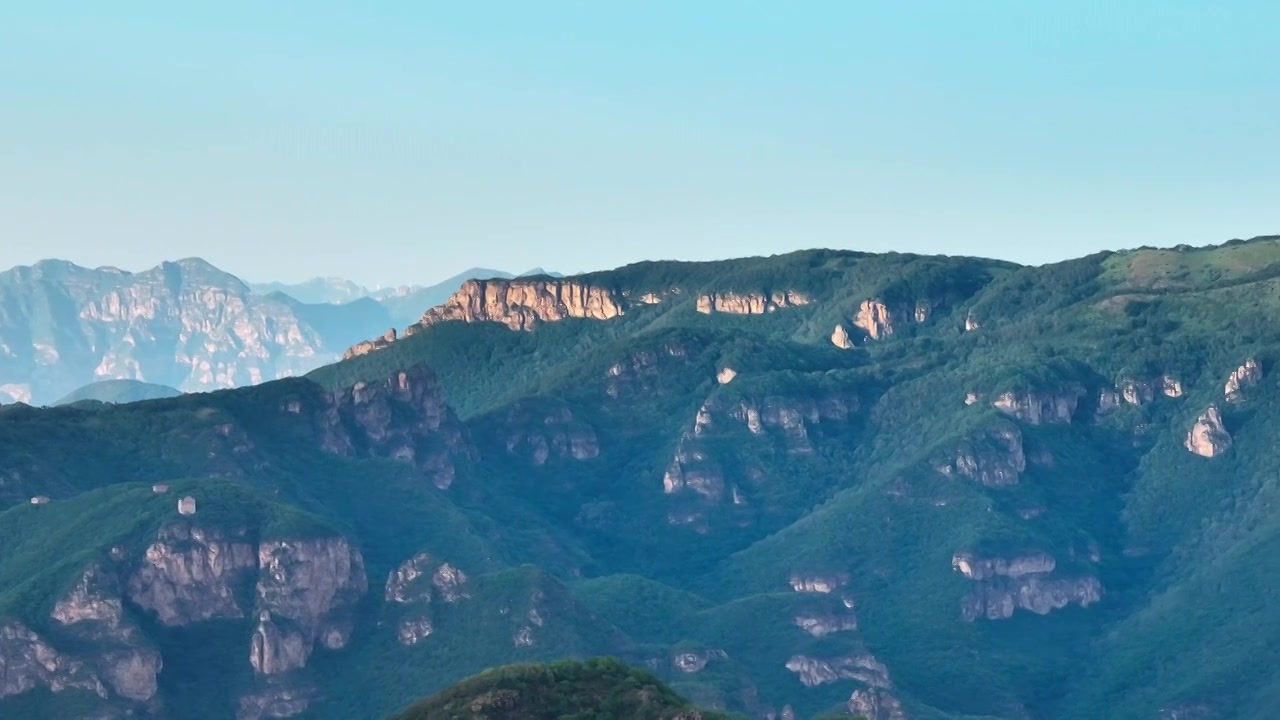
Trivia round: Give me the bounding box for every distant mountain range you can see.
[6,237,1280,718]
[0,259,537,405]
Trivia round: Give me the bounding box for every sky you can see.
[2,2,1277,287]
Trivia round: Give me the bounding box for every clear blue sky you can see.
[2,2,1276,286]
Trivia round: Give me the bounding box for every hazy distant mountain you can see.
[54,378,182,406]
[374,268,514,328]
[0,258,391,404]
[248,277,372,305]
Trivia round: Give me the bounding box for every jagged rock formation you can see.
[992,386,1084,425]
[831,324,854,349]
[789,574,849,594]
[414,279,627,332]
[343,328,398,360]
[127,525,259,624]
[952,552,1056,580]
[663,387,858,507]
[604,341,698,401]
[793,613,858,637]
[786,653,891,689]
[1099,374,1185,415]
[238,686,314,720]
[936,425,1026,486]
[954,552,1101,620]
[498,399,599,466]
[695,290,810,315]
[0,258,387,403]
[672,649,726,673]
[1224,359,1262,402]
[0,622,107,700]
[250,538,367,675]
[1185,405,1232,458]
[384,552,470,647]
[848,688,908,720]
[853,300,899,340]
[320,365,474,488]
[52,566,162,702]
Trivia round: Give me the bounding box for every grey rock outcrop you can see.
[992,386,1084,425]
[793,613,858,637]
[127,525,258,625]
[936,425,1026,486]
[500,399,599,466]
[849,688,908,720]
[1185,406,1231,458]
[251,537,367,675]
[1224,359,1262,402]
[321,365,474,489]
[53,566,162,702]
[787,654,891,689]
[954,550,1101,621]
[0,622,107,700]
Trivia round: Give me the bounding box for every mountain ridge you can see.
[3,236,1280,718]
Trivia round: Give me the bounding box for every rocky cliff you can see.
[0,258,389,404]
[317,365,475,489]
[1185,405,1232,458]
[695,290,810,315]
[417,278,628,332]
[992,386,1085,425]
[953,551,1101,621]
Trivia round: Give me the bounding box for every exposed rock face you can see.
[321,365,474,489]
[1224,358,1262,402]
[237,684,314,720]
[960,575,1103,620]
[251,538,368,675]
[500,399,599,466]
[0,258,376,404]
[664,388,858,504]
[250,613,311,676]
[1185,405,1231,458]
[342,328,397,360]
[955,551,1100,621]
[673,650,726,673]
[964,313,981,332]
[384,552,468,646]
[0,622,107,700]
[416,278,627,331]
[717,367,738,384]
[848,688,908,720]
[936,426,1026,486]
[790,574,849,594]
[695,290,810,315]
[992,386,1084,425]
[1100,375,1184,415]
[127,525,258,625]
[786,654,891,689]
[52,566,162,702]
[853,300,899,340]
[831,324,855,349]
[604,341,698,401]
[951,552,1055,580]
[793,613,858,637]
[696,391,859,452]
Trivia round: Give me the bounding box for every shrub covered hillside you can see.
[3,237,1280,719]
[388,658,733,720]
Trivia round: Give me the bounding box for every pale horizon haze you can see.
[2,2,1276,286]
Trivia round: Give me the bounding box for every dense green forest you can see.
[2,238,1280,719]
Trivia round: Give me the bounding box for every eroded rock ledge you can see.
[952,551,1101,621]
